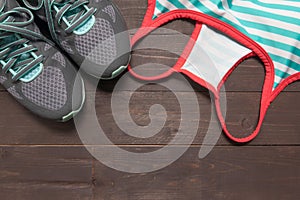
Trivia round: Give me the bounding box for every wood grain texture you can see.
[94,146,300,200]
[0,0,298,199]
[1,89,300,145]
[0,147,93,200]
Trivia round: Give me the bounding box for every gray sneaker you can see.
[19,0,131,79]
[0,0,85,121]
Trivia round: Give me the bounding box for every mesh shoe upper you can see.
[19,0,131,79]
[0,0,85,121]
[74,17,117,66]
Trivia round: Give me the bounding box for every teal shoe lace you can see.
[0,2,52,82]
[23,0,97,42]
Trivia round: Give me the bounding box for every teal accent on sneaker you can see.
[53,4,96,36]
[74,15,95,35]
[0,7,51,82]
[61,77,86,122]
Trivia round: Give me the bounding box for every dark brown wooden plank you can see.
[2,1,300,93]
[88,90,300,145]
[93,146,300,200]
[0,88,300,145]
[115,0,196,34]
[0,92,82,145]
[0,147,93,200]
[114,0,148,30]
[0,184,91,200]
[129,52,300,92]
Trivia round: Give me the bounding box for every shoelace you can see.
[41,0,96,42]
[0,2,52,82]
[54,0,96,33]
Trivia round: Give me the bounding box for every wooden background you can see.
[0,0,299,199]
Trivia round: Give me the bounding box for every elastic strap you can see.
[128,22,203,81]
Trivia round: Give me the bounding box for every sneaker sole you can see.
[60,78,86,122]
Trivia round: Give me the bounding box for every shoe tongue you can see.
[4,0,20,12]
[20,0,47,21]
[22,0,42,8]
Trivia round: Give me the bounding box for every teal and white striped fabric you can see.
[153,0,300,89]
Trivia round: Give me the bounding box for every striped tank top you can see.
[129,0,300,143]
[153,0,300,89]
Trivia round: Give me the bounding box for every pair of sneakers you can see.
[0,0,131,121]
